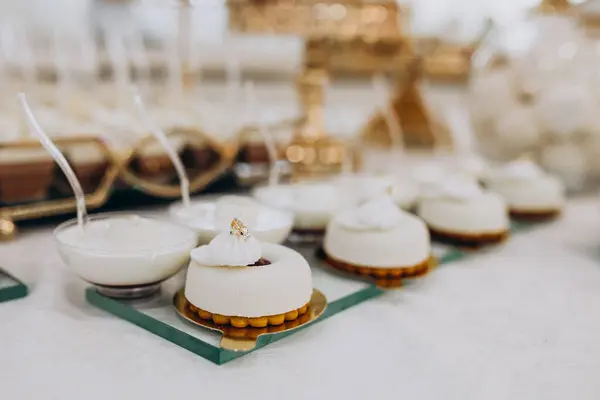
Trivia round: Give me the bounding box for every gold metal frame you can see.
[119,128,238,198]
[0,136,120,222]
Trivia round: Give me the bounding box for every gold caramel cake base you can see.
[174,288,327,352]
[509,208,561,223]
[188,301,310,328]
[321,249,435,289]
[429,227,509,249]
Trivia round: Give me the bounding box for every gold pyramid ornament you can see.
[536,0,572,14]
[361,65,451,150]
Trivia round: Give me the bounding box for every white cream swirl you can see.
[191,224,262,267]
[411,164,448,189]
[293,183,338,211]
[496,159,545,181]
[451,155,489,178]
[214,196,260,230]
[420,176,483,201]
[256,183,339,212]
[337,195,403,230]
[334,174,393,206]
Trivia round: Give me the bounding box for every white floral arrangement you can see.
[468,14,600,191]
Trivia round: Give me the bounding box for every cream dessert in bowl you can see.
[445,154,490,182]
[55,213,197,298]
[416,176,509,246]
[330,173,394,207]
[252,182,339,235]
[184,218,313,327]
[409,162,450,200]
[323,194,432,284]
[169,195,293,244]
[390,177,421,211]
[484,159,565,221]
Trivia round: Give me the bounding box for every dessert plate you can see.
[0,269,28,303]
[173,288,327,352]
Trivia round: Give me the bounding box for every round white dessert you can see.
[252,183,339,231]
[330,173,394,206]
[324,212,430,268]
[169,198,293,244]
[486,175,565,212]
[185,243,312,318]
[417,193,509,234]
[55,213,197,286]
[391,179,420,211]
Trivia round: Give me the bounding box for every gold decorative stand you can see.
[284,69,348,180]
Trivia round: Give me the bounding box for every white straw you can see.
[18,93,88,227]
[341,138,354,175]
[133,94,191,208]
[187,14,201,85]
[166,36,183,104]
[14,24,37,86]
[373,74,403,151]
[445,103,475,154]
[80,32,98,84]
[225,52,241,122]
[244,82,280,186]
[104,31,131,106]
[128,30,150,92]
[53,29,71,112]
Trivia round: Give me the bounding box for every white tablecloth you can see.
[1,197,600,399]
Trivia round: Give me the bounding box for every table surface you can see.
[1,197,600,400]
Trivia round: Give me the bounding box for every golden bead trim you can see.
[187,302,310,328]
[324,252,432,281]
[429,227,509,247]
[509,208,560,222]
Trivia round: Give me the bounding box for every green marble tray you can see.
[0,269,28,303]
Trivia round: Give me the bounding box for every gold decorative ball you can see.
[0,218,16,241]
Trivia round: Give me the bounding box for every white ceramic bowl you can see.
[252,183,339,231]
[169,198,294,244]
[54,212,197,289]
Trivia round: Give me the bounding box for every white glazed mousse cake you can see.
[417,177,509,246]
[169,195,293,244]
[484,159,565,221]
[323,194,432,281]
[55,214,197,292]
[253,182,339,234]
[185,218,313,327]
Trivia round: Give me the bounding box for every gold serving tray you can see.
[173,288,327,352]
